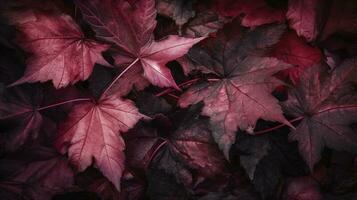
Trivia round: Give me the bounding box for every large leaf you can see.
[11,13,110,88]
[55,95,145,190]
[0,86,43,151]
[0,146,74,200]
[283,58,357,170]
[179,24,292,157]
[75,0,204,93]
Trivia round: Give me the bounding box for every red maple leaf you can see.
[0,146,74,200]
[75,0,204,94]
[10,13,110,88]
[179,24,292,157]
[55,95,145,190]
[0,86,43,151]
[283,59,357,170]
[271,31,323,84]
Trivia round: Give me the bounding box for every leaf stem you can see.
[207,78,220,82]
[254,116,304,135]
[155,78,200,97]
[0,98,91,120]
[100,58,140,99]
[37,98,91,111]
[167,93,179,99]
[145,139,168,169]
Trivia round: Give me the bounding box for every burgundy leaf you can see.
[271,31,323,84]
[55,95,145,190]
[75,0,204,93]
[10,13,110,88]
[0,147,74,200]
[0,86,43,151]
[179,24,292,157]
[283,59,357,170]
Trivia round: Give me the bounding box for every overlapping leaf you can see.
[283,58,357,170]
[10,13,110,88]
[75,0,204,94]
[126,106,227,181]
[0,86,43,151]
[0,146,74,200]
[179,24,292,157]
[271,31,322,84]
[55,95,145,190]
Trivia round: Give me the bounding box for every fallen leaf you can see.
[55,95,145,190]
[75,0,204,94]
[179,24,292,157]
[271,31,322,84]
[283,58,357,170]
[11,13,110,88]
[0,146,74,200]
[0,86,43,151]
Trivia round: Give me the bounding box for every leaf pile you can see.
[0,0,357,199]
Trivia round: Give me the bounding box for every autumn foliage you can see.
[0,0,357,199]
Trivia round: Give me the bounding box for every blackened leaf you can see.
[0,86,43,151]
[283,58,357,170]
[0,146,74,200]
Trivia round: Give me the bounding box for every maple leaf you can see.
[0,146,74,200]
[286,0,327,42]
[0,85,88,151]
[271,31,322,84]
[9,13,110,88]
[214,0,286,27]
[179,24,292,157]
[126,105,227,180]
[153,113,227,182]
[0,86,43,151]
[55,95,145,190]
[75,0,204,93]
[283,59,357,170]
